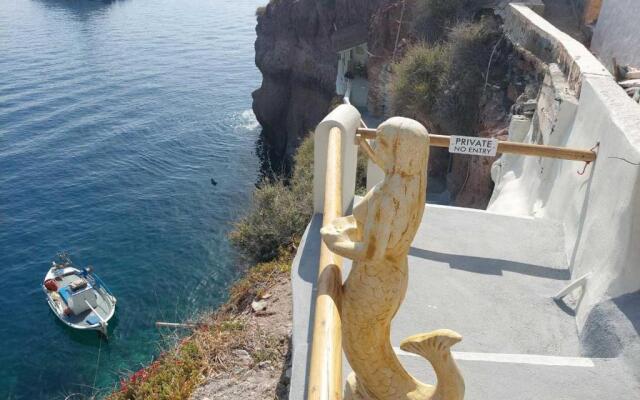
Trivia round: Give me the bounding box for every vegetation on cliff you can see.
[230,135,313,263]
[393,14,502,136]
[105,255,291,400]
[412,0,493,42]
[392,43,449,121]
[105,136,316,399]
[389,0,540,208]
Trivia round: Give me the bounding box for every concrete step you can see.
[396,352,638,399]
[389,204,575,356]
[417,204,568,268]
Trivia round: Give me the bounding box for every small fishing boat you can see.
[43,254,116,336]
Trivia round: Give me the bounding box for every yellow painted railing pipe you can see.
[307,126,344,400]
[356,128,596,162]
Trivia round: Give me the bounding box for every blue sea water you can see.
[0,0,264,397]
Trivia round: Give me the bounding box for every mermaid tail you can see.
[401,330,465,400]
[344,328,465,400]
[341,258,464,400]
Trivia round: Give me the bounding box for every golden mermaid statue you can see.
[321,117,465,400]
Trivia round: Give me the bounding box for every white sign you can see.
[449,136,498,156]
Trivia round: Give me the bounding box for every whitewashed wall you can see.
[491,4,640,328]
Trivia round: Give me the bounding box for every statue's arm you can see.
[320,215,366,260]
[322,236,368,261]
[321,194,393,262]
[320,189,372,260]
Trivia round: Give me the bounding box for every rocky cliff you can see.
[253,0,392,170]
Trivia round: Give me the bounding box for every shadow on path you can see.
[409,247,570,280]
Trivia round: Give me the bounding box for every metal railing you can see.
[356,128,597,162]
[307,126,345,400]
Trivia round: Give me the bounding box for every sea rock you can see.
[252,0,392,169]
[251,299,268,313]
[257,361,272,370]
[232,349,252,366]
[258,292,272,300]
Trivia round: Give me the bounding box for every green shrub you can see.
[434,18,501,134]
[255,6,266,17]
[290,132,314,195]
[411,0,492,42]
[392,43,449,119]
[393,17,501,135]
[230,135,314,262]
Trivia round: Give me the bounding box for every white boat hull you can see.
[43,266,116,335]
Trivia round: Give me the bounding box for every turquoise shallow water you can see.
[0,0,263,397]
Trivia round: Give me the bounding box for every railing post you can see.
[309,104,361,400]
[313,105,362,213]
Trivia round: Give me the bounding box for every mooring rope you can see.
[92,335,103,391]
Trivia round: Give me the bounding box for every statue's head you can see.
[372,117,430,176]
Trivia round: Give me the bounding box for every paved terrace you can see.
[290,203,640,399]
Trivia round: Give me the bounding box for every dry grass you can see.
[225,252,292,313]
[105,254,292,400]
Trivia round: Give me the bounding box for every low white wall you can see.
[490,4,640,327]
[505,3,609,93]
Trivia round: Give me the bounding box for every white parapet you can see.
[505,3,610,93]
[313,104,361,214]
[491,4,640,328]
[508,115,532,143]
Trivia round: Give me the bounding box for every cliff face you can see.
[253,0,390,170]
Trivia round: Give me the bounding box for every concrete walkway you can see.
[290,204,640,399]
